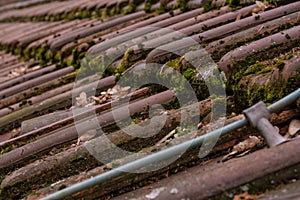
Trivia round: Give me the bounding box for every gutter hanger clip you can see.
[243,101,287,147]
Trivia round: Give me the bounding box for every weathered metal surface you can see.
[113,138,300,200]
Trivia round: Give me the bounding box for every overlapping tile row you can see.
[0,0,299,199]
[0,0,178,22]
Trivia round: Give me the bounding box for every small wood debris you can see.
[109,85,131,100]
[92,90,110,104]
[92,85,131,104]
[8,64,40,78]
[156,129,177,145]
[233,192,262,200]
[8,66,27,78]
[257,25,264,33]
[236,13,242,21]
[76,129,97,146]
[222,136,263,161]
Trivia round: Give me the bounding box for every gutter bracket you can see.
[243,101,287,147]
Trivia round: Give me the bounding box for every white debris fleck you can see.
[240,185,249,192]
[170,188,178,194]
[50,179,63,187]
[145,187,166,199]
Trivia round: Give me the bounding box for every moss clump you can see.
[243,63,265,76]
[0,179,32,199]
[228,45,300,107]
[0,146,12,155]
[202,0,216,12]
[77,9,92,19]
[71,48,81,69]
[123,4,136,15]
[226,0,240,7]
[116,48,134,73]
[165,56,185,72]
[231,60,296,107]
[144,4,151,13]
[162,98,181,110]
[174,0,189,12]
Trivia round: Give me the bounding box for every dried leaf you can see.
[76,92,88,107]
[256,1,267,10]
[77,129,97,145]
[8,64,40,78]
[232,135,261,152]
[92,88,111,104]
[222,136,262,161]
[109,85,131,100]
[252,1,268,14]
[288,119,300,137]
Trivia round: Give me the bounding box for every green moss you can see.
[228,45,300,107]
[110,6,121,16]
[1,179,32,199]
[233,76,287,107]
[58,184,67,190]
[226,0,240,7]
[165,56,185,71]
[0,146,12,155]
[162,99,180,110]
[183,67,196,80]
[161,56,209,99]
[156,7,167,14]
[174,0,189,12]
[265,0,279,5]
[70,156,86,163]
[144,2,152,13]
[285,54,293,60]
[243,63,265,76]
[71,48,80,69]
[77,9,92,19]
[123,4,136,15]
[116,48,134,73]
[111,160,120,168]
[37,47,48,66]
